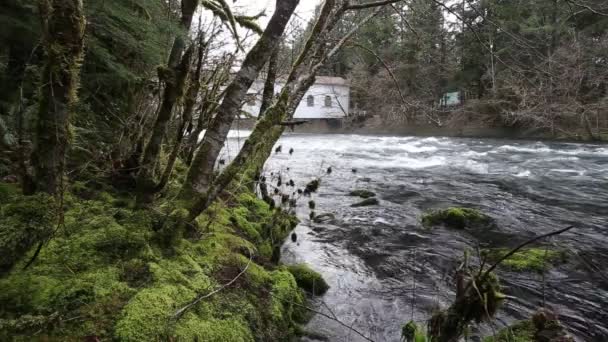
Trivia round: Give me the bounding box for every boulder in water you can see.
[482,247,568,273]
[285,264,329,296]
[312,212,335,223]
[421,207,494,229]
[348,189,376,199]
[351,198,379,207]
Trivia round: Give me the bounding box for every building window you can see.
[324,95,332,107]
[307,95,314,107]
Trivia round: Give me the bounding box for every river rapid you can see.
[222,132,608,342]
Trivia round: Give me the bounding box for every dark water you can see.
[223,132,608,341]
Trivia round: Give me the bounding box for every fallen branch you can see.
[173,248,253,320]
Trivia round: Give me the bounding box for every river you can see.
[223,132,608,342]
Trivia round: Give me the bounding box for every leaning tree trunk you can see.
[31,0,85,195]
[180,0,300,200]
[258,47,280,118]
[135,0,199,204]
[186,0,339,220]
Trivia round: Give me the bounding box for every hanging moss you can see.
[421,207,494,229]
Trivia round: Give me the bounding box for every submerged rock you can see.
[312,213,335,223]
[351,198,380,207]
[421,207,494,229]
[285,264,329,296]
[348,189,376,199]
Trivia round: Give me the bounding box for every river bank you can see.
[0,176,324,340]
[234,117,607,143]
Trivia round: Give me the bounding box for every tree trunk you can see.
[135,0,199,204]
[259,47,280,118]
[186,0,342,219]
[136,45,194,203]
[181,0,300,199]
[31,0,85,195]
[156,35,207,192]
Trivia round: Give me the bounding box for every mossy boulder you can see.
[421,207,494,229]
[351,198,380,207]
[285,264,329,296]
[483,248,568,273]
[348,189,376,199]
[484,309,573,342]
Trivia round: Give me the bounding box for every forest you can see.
[0,0,606,341]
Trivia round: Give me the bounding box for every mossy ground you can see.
[421,207,494,229]
[483,248,568,273]
[0,181,310,341]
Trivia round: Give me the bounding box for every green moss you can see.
[421,207,494,229]
[401,321,427,342]
[484,248,568,273]
[348,189,376,199]
[285,264,329,296]
[0,183,307,340]
[0,192,55,275]
[0,182,19,204]
[173,314,254,342]
[483,319,535,342]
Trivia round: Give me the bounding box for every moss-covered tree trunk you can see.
[186,0,338,219]
[156,35,207,193]
[31,0,85,195]
[258,47,280,118]
[135,0,199,204]
[180,0,300,200]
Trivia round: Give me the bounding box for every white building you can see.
[242,76,350,119]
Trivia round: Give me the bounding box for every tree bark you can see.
[186,1,389,219]
[156,35,207,192]
[31,0,85,195]
[259,47,280,118]
[135,0,199,204]
[181,0,300,199]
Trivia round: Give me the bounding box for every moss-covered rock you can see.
[349,189,376,199]
[351,198,380,207]
[484,309,573,342]
[421,207,494,229]
[285,264,329,296]
[483,248,568,273]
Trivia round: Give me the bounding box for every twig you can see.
[173,248,253,320]
[271,293,375,342]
